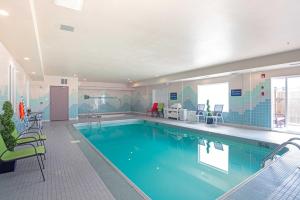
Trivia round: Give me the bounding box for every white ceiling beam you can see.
[132,49,300,87]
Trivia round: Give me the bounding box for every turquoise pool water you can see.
[76,120,274,200]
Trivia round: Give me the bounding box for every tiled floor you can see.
[0,121,115,200]
[1,114,300,200]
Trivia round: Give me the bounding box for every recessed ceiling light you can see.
[24,57,30,61]
[0,10,9,16]
[73,74,77,77]
[83,78,87,81]
[31,71,36,75]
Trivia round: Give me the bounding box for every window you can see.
[152,88,168,106]
[100,94,106,104]
[198,82,229,112]
[8,64,16,110]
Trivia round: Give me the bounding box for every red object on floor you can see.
[147,102,158,116]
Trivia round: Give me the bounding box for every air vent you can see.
[61,78,68,85]
[60,24,75,32]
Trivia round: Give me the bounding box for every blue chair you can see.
[196,104,206,122]
[212,104,224,124]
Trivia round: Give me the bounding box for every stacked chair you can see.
[0,112,47,181]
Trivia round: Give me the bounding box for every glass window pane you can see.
[198,82,229,112]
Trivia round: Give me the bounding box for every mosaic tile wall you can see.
[131,73,272,128]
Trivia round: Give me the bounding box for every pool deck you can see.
[1,114,300,200]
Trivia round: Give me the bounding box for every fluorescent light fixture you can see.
[83,78,87,81]
[31,71,36,75]
[73,74,77,77]
[54,0,84,11]
[0,9,9,16]
[24,57,31,61]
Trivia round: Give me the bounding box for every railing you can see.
[88,113,102,128]
[261,138,300,168]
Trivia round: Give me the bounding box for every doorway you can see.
[271,76,300,133]
[50,86,69,121]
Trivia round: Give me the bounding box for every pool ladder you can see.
[261,138,300,168]
[88,113,102,128]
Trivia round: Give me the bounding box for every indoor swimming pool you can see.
[75,120,277,200]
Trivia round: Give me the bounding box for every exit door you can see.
[50,86,69,121]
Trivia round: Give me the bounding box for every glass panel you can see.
[287,77,300,126]
[271,78,286,128]
[198,82,229,112]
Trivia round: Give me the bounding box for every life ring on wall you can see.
[19,101,25,120]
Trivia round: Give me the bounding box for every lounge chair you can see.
[196,104,206,122]
[0,134,46,181]
[12,129,46,146]
[156,103,164,118]
[212,104,224,124]
[147,102,158,117]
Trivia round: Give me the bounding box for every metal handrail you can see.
[261,140,300,168]
[287,137,300,142]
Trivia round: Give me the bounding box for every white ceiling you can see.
[0,0,44,80]
[1,0,300,82]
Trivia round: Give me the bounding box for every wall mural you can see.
[130,74,272,128]
[78,89,131,114]
[131,88,152,113]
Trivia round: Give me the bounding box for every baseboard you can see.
[130,112,147,115]
[78,112,132,116]
[224,122,271,131]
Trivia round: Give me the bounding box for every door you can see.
[271,76,300,132]
[287,77,300,128]
[50,86,69,121]
[271,78,286,128]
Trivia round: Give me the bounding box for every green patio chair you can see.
[157,103,164,118]
[12,129,47,160]
[12,129,46,146]
[0,134,46,181]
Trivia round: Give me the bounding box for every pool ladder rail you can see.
[87,113,102,128]
[261,138,300,168]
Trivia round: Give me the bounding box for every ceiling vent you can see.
[60,24,75,32]
[61,78,68,85]
[54,0,84,11]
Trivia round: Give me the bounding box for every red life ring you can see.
[19,102,25,120]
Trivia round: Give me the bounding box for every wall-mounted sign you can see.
[231,89,242,96]
[170,92,177,100]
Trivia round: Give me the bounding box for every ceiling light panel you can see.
[0,9,9,16]
[54,0,84,11]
